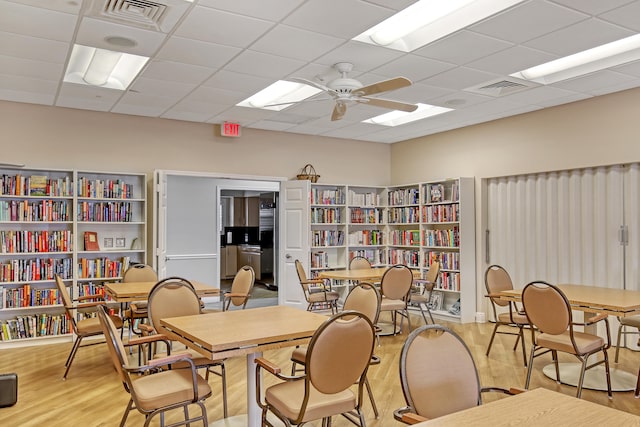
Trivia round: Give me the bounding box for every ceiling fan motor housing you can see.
[328,78,363,97]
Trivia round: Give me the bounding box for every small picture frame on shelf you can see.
[427,291,443,311]
[103,237,113,248]
[115,237,126,248]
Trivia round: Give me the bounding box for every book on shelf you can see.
[84,231,99,251]
[29,175,48,196]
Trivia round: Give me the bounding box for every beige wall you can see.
[1,100,391,186]
[390,86,640,183]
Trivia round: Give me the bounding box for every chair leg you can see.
[485,323,500,357]
[221,363,228,418]
[603,350,613,399]
[120,398,135,427]
[63,336,84,379]
[615,322,624,363]
[524,346,536,389]
[553,350,561,384]
[576,357,589,399]
[364,376,379,418]
[518,326,528,367]
[635,365,640,398]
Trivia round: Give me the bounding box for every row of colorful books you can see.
[0,285,61,309]
[310,207,342,224]
[0,258,73,283]
[77,178,134,199]
[423,227,460,248]
[348,229,384,246]
[387,206,420,224]
[348,191,382,207]
[311,230,344,247]
[422,204,459,223]
[0,313,70,341]
[77,256,130,279]
[0,229,72,254]
[388,188,419,206]
[0,199,71,222]
[350,207,384,224]
[389,229,420,246]
[0,174,72,197]
[77,201,134,222]
[310,188,345,205]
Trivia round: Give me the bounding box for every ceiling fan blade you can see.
[289,77,331,92]
[331,102,347,121]
[354,77,412,97]
[360,97,418,113]
[262,97,332,108]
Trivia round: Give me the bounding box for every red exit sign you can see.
[221,121,241,137]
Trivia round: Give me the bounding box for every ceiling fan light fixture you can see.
[353,0,525,52]
[237,80,322,111]
[64,44,148,90]
[511,33,640,84]
[363,103,452,126]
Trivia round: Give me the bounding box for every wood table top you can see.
[160,305,328,360]
[104,279,219,302]
[412,388,640,426]
[499,283,640,317]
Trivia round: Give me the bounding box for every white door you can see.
[155,171,219,285]
[278,180,310,309]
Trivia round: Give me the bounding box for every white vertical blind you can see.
[625,163,640,292]
[487,165,628,290]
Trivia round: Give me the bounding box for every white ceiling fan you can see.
[286,62,418,121]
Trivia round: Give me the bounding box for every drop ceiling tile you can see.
[283,0,393,39]
[383,82,454,104]
[112,94,177,116]
[550,0,636,16]
[613,60,640,77]
[0,1,78,42]
[553,70,636,92]
[197,0,304,22]
[129,77,197,99]
[600,1,640,32]
[56,82,122,107]
[429,91,493,109]
[421,67,501,91]
[363,0,415,10]
[75,17,166,56]
[251,25,345,61]
[414,30,513,65]
[322,122,382,139]
[5,0,81,14]
[470,1,588,44]
[156,37,242,69]
[160,110,218,123]
[183,86,246,105]
[0,73,58,95]
[0,88,54,105]
[168,98,229,116]
[466,45,557,75]
[0,54,64,81]
[202,70,273,95]
[174,6,274,48]
[224,50,306,79]
[590,78,640,96]
[372,55,456,82]
[0,31,69,64]
[313,41,404,71]
[534,91,591,108]
[251,120,298,132]
[524,18,635,56]
[141,60,214,85]
[499,85,582,105]
[209,106,279,123]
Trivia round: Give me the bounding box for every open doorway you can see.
[220,189,279,305]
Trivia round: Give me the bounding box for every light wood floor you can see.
[0,313,638,426]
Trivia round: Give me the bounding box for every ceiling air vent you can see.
[465,77,540,97]
[89,0,190,32]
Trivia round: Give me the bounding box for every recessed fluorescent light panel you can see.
[363,103,452,126]
[353,0,525,52]
[237,80,323,111]
[64,44,149,90]
[511,33,640,85]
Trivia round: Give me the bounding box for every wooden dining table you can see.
[499,283,640,391]
[317,267,421,282]
[410,387,640,426]
[160,305,328,427]
[104,279,220,302]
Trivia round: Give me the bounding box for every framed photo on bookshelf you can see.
[103,237,113,248]
[427,290,443,311]
[115,237,126,248]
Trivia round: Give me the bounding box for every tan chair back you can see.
[306,311,375,395]
[423,261,440,291]
[54,275,78,331]
[343,282,381,324]
[350,256,372,270]
[400,325,481,419]
[96,304,129,388]
[522,281,571,335]
[380,264,413,300]
[295,259,311,293]
[484,265,514,308]
[229,265,255,307]
[147,277,201,335]
[123,264,157,282]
